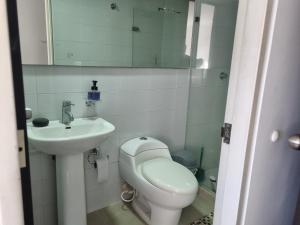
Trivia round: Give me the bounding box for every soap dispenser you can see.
[88,80,100,101]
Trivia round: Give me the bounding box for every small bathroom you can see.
[18,0,239,224]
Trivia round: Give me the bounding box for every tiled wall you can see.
[23,65,190,224]
[51,0,189,67]
[185,0,238,190]
[160,0,190,68]
[51,0,136,66]
[185,68,229,188]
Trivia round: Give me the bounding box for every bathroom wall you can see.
[185,0,238,189]
[160,0,190,67]
[23,65,190,224]
[51,0,189,67]
[52,0,137,66]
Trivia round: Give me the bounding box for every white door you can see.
[214,0,300,224]
[240,0,300,224]
[213,0,271,223]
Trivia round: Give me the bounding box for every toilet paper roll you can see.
[96,157,109,183]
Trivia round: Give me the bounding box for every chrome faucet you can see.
[62,100,75,125]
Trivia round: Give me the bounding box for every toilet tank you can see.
[119,137,172,177]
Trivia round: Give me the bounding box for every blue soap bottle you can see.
[88,80,100,101]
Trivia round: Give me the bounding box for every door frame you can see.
[5,0,34,224]
[0,0,27,225]
[214,0,279,224]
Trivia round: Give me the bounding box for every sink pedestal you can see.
[56,153,87,225]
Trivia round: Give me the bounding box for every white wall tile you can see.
[118,112,149,139]
[176,69,190,87]
[146,89,177,111]
[95,92,120,116]
[190,69,209,87]
[36,93,58,120]
[119,71,151,91]
[117,90,149,114]
[54,67,85,93]
[23,66,36,94]
[85,162,122,213]
[35,66,57,93]
[24,94,38,120]
[144,110,174,146]
[149,69,178,89]
[99,134,120,163]
[23,65,190,215]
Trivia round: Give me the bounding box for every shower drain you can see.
[190,212,214,225]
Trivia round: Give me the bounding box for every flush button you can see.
[140,137,148,140]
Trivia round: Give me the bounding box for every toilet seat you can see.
[141,158,197,195]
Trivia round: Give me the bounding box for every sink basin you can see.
[27,117,115,155]
[27,117,115,225]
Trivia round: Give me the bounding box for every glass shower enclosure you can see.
[185,0,239,192]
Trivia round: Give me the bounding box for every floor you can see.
[198,167,218,192]
[87,187,215,225]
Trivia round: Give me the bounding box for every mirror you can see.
[18,0,194,68]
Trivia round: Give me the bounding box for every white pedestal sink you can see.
[27,118,115,225]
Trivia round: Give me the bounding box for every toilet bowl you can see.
[119,137,198,225]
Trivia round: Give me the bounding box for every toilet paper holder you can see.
[87,148,109,169]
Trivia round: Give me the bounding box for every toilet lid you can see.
[141,158,198,195]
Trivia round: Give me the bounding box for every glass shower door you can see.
[185,0,239,192]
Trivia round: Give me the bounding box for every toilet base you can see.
[132,199,151,224]
[149,202,181,225]
[132,196,182,225]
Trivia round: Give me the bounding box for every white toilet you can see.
[119,137,198,225]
